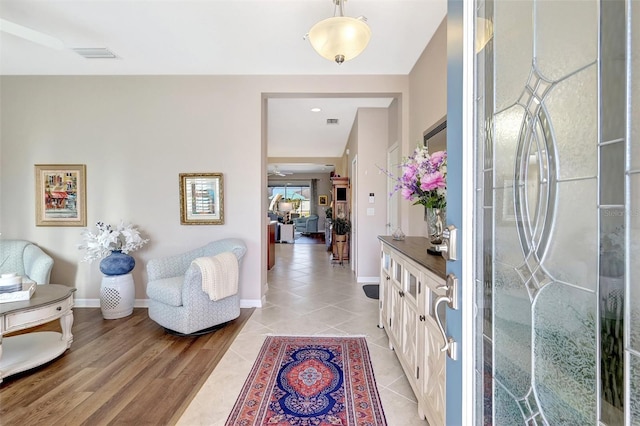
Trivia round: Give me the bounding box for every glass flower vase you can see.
[426,207,445,245]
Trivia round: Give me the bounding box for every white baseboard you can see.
[75,298,260,309]
[74,298,149,308]
[240,299,263,308]
[357,277,381,284]
[73,299,100,308]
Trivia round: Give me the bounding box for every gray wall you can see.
[350,107,390,281]
[407,17,448,236]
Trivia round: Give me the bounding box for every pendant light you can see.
[306,0,371,64]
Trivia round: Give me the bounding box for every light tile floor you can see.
[178,243,429,425]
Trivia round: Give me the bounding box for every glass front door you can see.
[471,0,638,423]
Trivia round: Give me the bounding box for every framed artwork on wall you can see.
[318,195,328,206]
[179,173,224,225]
[34,164,87,227]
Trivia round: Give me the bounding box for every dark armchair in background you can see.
[294,214,319,235]
[268,212,281,222]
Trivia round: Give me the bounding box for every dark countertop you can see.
[378,236,446,279]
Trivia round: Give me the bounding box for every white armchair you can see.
[0,239,54,284]
[146,238,246,335]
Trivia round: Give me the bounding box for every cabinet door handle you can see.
[434,296,451,352]
[419,315,426,322]
[56,306,62,311]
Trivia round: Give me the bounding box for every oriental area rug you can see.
[225,335,387,425]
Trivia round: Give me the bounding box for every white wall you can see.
[0,75,409,306]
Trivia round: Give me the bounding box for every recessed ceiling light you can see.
[310,107,322,112]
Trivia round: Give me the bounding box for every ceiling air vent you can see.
[326,118,339,125]
[72,47,118,59]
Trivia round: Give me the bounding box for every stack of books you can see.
[0,273,36,303]
[0,273,22,293]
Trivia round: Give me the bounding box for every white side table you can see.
[100,273,134,319]
[279,223,295,243]
[0,284,76,383]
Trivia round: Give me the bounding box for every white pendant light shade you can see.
[308,16,371,64]
[279,202,293,213]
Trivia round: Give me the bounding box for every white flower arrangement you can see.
[79,221,149,262]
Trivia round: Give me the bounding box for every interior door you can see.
[470,0,636,424]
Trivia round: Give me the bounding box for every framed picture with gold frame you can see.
[179,173,224,225]
[35,164,86,227]
[318,194,328,206]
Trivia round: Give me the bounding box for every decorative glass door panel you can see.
[473,0,634,424]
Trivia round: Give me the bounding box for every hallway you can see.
[179,243,428,425]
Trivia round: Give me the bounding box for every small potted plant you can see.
[333,216,351,236]
[333,215,351,264]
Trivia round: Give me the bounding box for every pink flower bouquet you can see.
[387,145,447,209]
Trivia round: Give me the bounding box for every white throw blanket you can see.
[192,252,238,301]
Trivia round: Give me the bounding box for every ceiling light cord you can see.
[335,0,344,18]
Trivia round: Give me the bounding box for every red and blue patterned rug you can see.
[225,335,387,425]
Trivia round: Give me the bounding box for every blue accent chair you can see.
[146,238,246,335]
[294,215,319,235]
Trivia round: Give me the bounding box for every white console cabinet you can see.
[379,236,447,426]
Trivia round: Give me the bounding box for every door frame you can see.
[351,155,358,273]
[445,0,476,424]
[386,142,400,235]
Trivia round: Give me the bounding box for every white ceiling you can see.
[268,96,393,155]
[0,0,447,173]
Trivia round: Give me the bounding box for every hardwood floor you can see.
[0,307,254,425]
